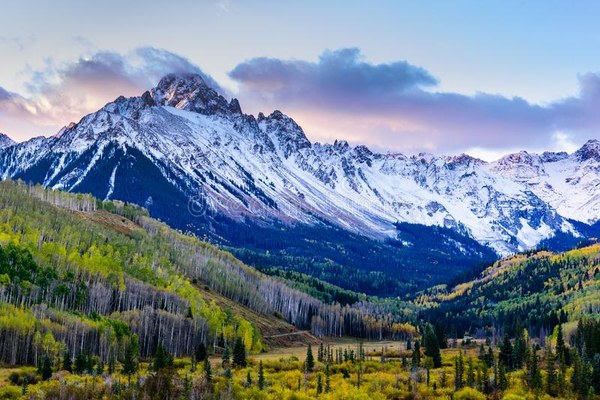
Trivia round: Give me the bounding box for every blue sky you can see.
[1,0,599,159]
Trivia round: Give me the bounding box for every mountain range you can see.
[0,73,599,294]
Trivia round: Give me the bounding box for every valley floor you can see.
[0,338,579,400]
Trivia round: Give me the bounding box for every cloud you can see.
[230,48,600,157]
[230,48,437,107]
[0,47,220,141]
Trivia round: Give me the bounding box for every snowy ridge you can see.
[0,133,15,149]
[0,73,596,255]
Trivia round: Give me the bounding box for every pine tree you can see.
[96,359,104,376]
[325,363,331,393]
[592,354,600,395]
[108,355,116,375]
[123,334,140,383]
[318,343,324,362]
[246,371,252,386]
[572,353,592,400]
[499,335,513,371]
[556,324,568,365]
[152,342,173,371]
[424,325,442,368]
[411,340,421,370]
[575,319,585,356]
[485,346,494,368]
[195,342,208,362]
[40,355,53,380]
[204,358,212,384]
[222,345,231,367]
[466,357,475,388]
[513,329,527,369]
[498,360,508,391]
[258,361,265,390]
[62,351,72,372]
[233,337,247,368]
[481,361,491,394]
[306,344,315,372]
[454,351,464,390]
[74,353,87,375]
[86,354,95,375]
[527,348,542,392]
[546,348,558,397]
[316,373,323,395]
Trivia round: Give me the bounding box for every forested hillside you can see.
[0,180,415,366]
[421,242,600,338]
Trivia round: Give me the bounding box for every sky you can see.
[1,0,600,160]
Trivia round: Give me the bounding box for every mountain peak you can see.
[0,133,15,149]
[151,73,238,116]
[574,139,600,161]
[258,110,311,158]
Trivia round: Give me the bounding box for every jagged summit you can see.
[574,139,600,161]
[150,73,241,116]
[0,133,15,149]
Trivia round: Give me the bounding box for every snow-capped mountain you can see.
[0,133,15,149]
[489,141,600,225]
[0,73,594,255]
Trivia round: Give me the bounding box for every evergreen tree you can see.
[485,346,494,368]
[316,373,323,395]
[318,343,324,362]
[498,360,508,391]
[96,359,104,376]
[481,362,491,394]
[108,355,116,375]
[246,371,252,386]
[546,348,558,397]
[152,342,173,371]
[513,329,528,369]
[325,363,331,393]
[411,340,421,370]
[258,361,265,390]
[62,351,72,373]
[575,319,585,356]
[454,351,464,390]
[40,355,53,380]
[222,345,231,367]
[85,354,95,375]
[466,357,475,388]
[592,354,600,395]
[74,353,87,375]
[204,358,212,385]
[434,323,448,349]
[195,342,208,362]
[556,323,569,365]
[499,335,513,371]
[527,348,542,392]
[306,344,315,372]
[424,325,442,368]
[122,334,140,383]
[572,353,592,400]
[233,337,247,368]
